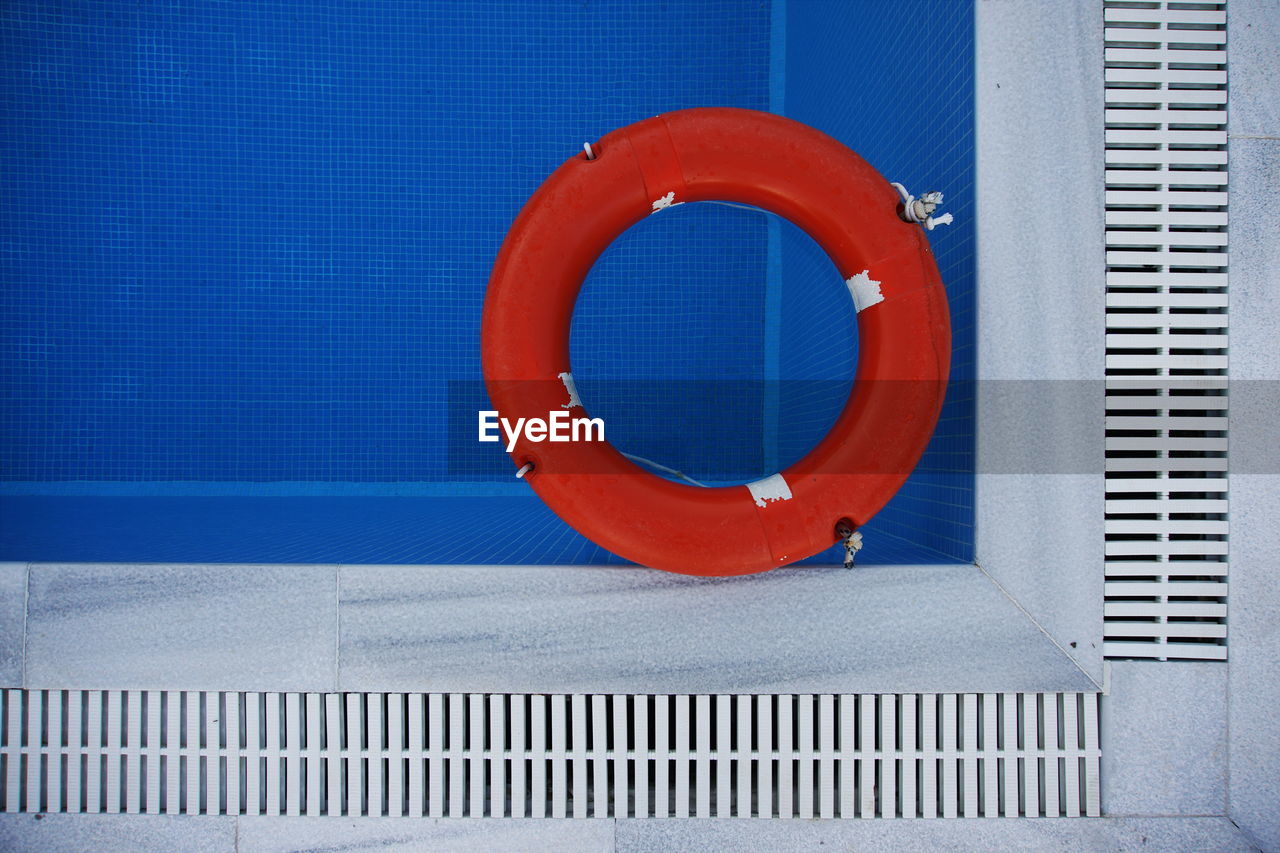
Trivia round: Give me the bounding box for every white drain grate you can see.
[0,690,1101,819]
[1103,1,1229,660]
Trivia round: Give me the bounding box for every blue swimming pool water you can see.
[0,0,974,565]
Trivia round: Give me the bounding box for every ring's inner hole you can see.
[569,201,856,486]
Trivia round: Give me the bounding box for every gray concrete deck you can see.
[5,561,1095,695]
[0,815,1260,853]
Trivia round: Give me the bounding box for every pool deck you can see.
[5,561,1095,696]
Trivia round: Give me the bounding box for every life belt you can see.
[481,107,950,576]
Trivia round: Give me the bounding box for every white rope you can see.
[836,521,863,569]
[891,182,954,231]
[621,452,708,488]
[702,200,767,214]
[843,530,863,568]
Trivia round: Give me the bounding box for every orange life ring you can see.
[482,107,950,576]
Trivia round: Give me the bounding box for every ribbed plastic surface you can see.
[1102,0,1229,660]
[0,689,1100,818]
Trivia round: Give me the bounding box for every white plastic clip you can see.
[891,182,954,231]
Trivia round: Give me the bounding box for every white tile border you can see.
[974,0,1107,683]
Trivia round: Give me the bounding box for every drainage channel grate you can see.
[1103,0,1230,660]
[0,690,1101,819]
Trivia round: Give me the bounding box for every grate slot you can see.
[0,690,1101,819]
[1103,0,1229,661]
